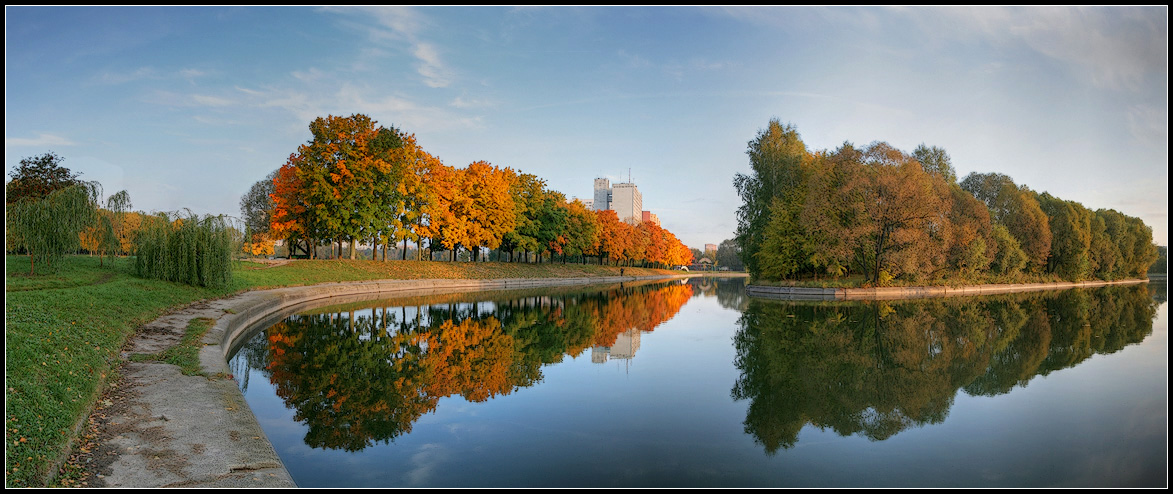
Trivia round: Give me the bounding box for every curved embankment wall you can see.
[745,278,1150,301]
[215,275,686,355]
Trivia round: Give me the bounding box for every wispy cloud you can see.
[6,133,77,147]
[325,6,455,88]
[904,6,1167,92]
[95,66,157,85]
[190,94,235,107]
[405,444,447,487]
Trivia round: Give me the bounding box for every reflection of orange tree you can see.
[265,316,438,452]
[589,283,694,347]
[421,317,516,402]
[733,284,1155,454]
[261,281,697,451]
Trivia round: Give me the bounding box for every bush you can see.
[134,211,233,288]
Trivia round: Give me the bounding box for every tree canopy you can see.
[733,120,1158,285]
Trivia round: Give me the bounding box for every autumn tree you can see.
[596,210,631,266]
[270,160,312,258]
[501,172,545,262]
[460,161,517,261]
[960,173,1051,273]
[562,199,600,264]
[419,160,467,260]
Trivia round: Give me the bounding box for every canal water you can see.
[227,277,1167,487]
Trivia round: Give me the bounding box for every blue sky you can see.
[5,6,1168,248]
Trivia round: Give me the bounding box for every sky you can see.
[4,6,1168,249]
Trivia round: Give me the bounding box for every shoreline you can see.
[746,278,1151,301]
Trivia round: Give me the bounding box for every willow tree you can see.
[6,181,100,274]
[134,210,234,288]
[106,190,133,255]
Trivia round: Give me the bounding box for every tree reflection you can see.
[241,281,694,451]
[733,284,1158,454]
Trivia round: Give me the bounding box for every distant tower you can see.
[593,178,611,211]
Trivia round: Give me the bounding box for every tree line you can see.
[734,119,1159,285]
[6,152,235,287]
[244,114,693,268]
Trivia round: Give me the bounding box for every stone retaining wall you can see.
[746,279,1150,301]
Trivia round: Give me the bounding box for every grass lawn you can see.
[4,254,675,487]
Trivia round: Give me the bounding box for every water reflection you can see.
[230,280,694,452]
[732,284,1158,454]
[688,275,750,311]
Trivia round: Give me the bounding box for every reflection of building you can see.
[591,329,642,363]
[591,177,643,225]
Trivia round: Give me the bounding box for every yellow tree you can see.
[460,161,517,261]
[419,161,468,260]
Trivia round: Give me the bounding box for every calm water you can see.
[227,278,1168,488]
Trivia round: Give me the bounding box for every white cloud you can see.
[190,94,235,107]
[413,42,452,88]
[5,133,77,147]
[325,7,456,89]
[95,66,157,85]
[906,6,1167,92]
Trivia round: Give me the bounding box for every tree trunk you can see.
[350,238,357,260]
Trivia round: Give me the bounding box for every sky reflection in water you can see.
[228,278,1167,487]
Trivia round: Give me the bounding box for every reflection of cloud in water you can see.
[406,443,447,487]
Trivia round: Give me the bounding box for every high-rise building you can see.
[593,178,611,212]
[611,182,642,224]
[705,244,717,254]
[592,177,643,224]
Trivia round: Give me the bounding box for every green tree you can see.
[716,238,744,271]
[6,181,101,274]
[911,144,957,184]
[1036,192,1092,280]
[240,170,277,240]
[5,151,82,204]
[734,119,811,278]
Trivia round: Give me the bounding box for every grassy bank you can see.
[4,254,675,487]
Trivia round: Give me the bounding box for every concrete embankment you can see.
[92,274,689,488]
[746,278,1150,301]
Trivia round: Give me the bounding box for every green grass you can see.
[127,317,215,376]
[4,254,678,487]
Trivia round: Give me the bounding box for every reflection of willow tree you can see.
[259,281,694,451]
[733,284,1157,454]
